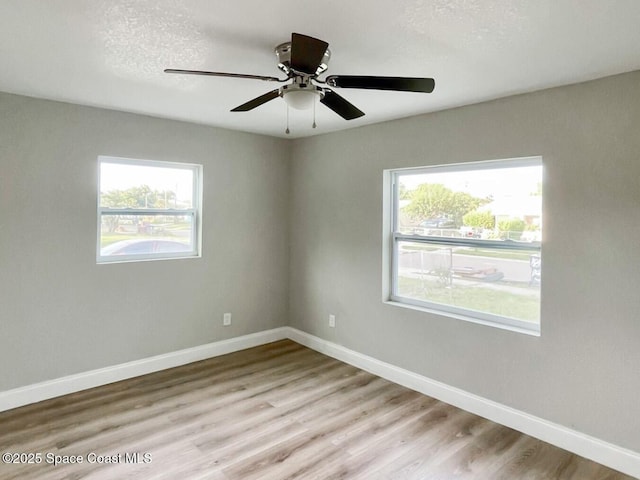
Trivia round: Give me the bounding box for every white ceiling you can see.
[1,1,640,139]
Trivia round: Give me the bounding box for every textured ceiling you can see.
[1,0,640,138]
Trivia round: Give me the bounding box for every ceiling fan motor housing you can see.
[275,41,331,76]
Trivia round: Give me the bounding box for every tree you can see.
[498,218,526,239]
[403,183,488,226]
[463,210,495,229]
[100,185,176,232]
[398,183,410,200]
[101,185,176,209]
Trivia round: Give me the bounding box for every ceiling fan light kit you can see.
[165,32,435,134]
[281,79,324,111]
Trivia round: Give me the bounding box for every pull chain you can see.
[285,105,290,135]
[312,98,317,129]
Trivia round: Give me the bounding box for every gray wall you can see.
[289,70,640,452]
[0,92,290,391]
[2,70,639,453]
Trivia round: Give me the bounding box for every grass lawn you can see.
[399,276,539,323]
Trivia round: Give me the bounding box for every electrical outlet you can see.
[223,313,232,326]
[329,314,336,328]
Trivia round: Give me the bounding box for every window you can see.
[387,157,543,334]
[97,156,202,263]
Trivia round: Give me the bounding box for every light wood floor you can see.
[0,340,633,479]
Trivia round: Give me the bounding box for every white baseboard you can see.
[0,327,289,413]
[1,325,638,477]
[284,327,640,479]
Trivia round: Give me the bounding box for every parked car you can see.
[520,230,542,242]
[100,239,191,256]
[460,226,483,238]
[415,218,457,235]
[419,218,457,229]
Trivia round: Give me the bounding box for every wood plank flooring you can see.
[0,340,634,479]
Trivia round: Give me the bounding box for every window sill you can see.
[383,300,541,337]
[97,253,201,265]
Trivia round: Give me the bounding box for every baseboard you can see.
[0,327,289,413]
[2,326,638,477]
[284,327,640,479]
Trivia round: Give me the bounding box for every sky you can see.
[398,164,542,200]
[100,160,195,203]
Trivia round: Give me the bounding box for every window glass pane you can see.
[99,214,194,256]
[396,164,542,242]
[396,240,540,324]
[98,157,201,263]
[100,161,194,209]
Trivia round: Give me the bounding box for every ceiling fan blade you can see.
[164,69,282,82]
[326,75,435,93]
[290,33,329,75]
[230,89,281,112]
[320,89,365,120]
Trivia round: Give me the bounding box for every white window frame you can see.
[386,156,542,335]
[97,156,202,264]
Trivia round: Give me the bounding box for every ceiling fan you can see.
[165,33,435,125]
